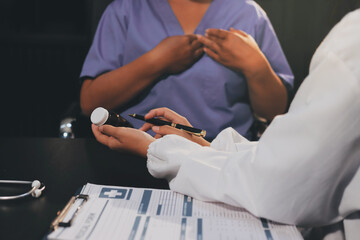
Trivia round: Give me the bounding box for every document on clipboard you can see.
[47,183,303,240]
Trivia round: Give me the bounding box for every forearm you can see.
[80,50,166,116]
[244,60,288,121]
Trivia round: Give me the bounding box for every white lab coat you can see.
[146,9,360,240]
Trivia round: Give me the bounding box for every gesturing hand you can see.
[197,28,268,77]
[139,107,210,147]
[152,35,204,75]
[92,124,155,157]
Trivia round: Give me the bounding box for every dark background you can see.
[0,0,359,138]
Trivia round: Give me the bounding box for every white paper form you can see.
[47,183,303,240]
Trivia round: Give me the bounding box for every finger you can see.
[206,34,226,45]
[204,47,221,62]
[205,34,217,41]
[145,108,190,126]
[92,124,104,141]
[230,27,248,37]
[152,125,191,139]
[92,124,118,148]
[139,122,154,132]
[197,35,221,54]
[205,28,229,40]
[100,124,125,142]
[145,108,170,120]
[191,39,203,50]
[186,34,198,43]
[154,133,163,139]
[194,48,204,59]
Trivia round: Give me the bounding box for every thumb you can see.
[99,125,119,137]
[139,122,153,132]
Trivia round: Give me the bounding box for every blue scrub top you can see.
[80,0,294,140]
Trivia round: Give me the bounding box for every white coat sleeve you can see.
[147,10,360,227]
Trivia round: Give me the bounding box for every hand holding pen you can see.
[130,114,206,137]
[133,108,210,147]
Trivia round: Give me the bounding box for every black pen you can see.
[129,114,206,137]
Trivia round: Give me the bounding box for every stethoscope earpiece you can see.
[0,180,45,200]
[32,180,41,189]
[32,189,42,198]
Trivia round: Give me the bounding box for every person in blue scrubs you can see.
[80,0,294,140]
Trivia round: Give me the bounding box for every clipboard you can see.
[50,194,89,230]
[46,183,303,240]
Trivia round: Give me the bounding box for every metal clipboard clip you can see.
[50,194,89,231]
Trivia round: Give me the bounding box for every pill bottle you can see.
[90,107,133,128]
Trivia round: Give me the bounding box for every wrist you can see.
[146,48,171,76]
[141,50,167,77]
[242,57,271,82]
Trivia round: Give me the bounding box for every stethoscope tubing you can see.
[0,180,45,200]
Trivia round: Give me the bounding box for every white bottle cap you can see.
[91,107,109,126]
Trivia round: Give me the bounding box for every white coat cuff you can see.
[147,134,203,181]
[210,127,251,151]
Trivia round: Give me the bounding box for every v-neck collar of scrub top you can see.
[155,0,218,36]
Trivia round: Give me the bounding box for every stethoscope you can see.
[0,180,45,200]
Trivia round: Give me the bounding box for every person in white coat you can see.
[92,9,360,239]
